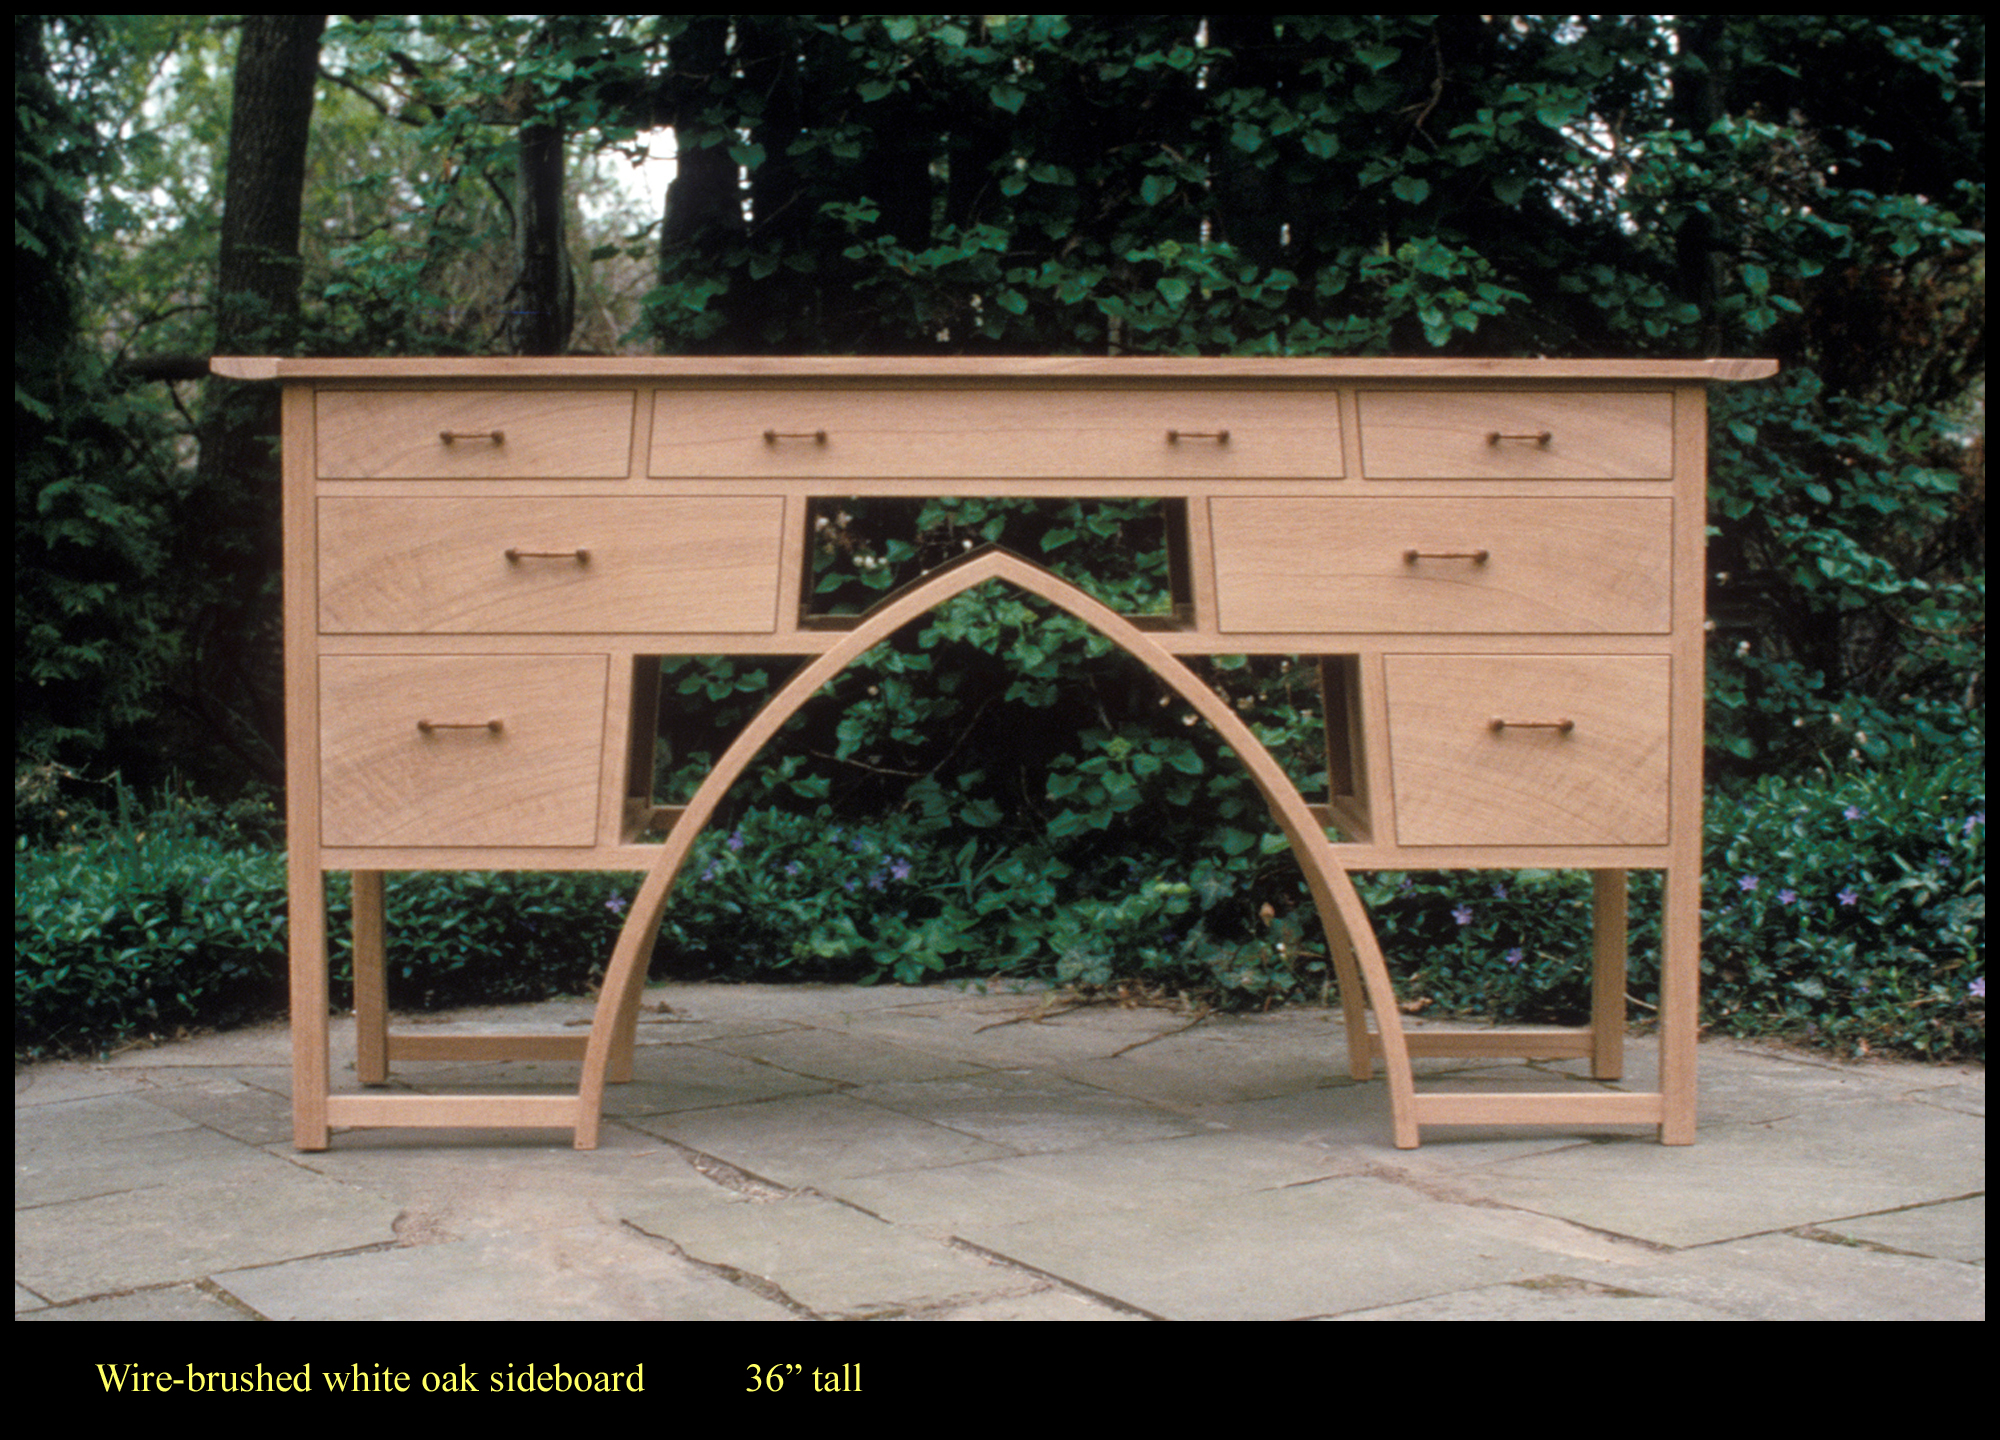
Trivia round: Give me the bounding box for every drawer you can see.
[317,497,784,634]
[1209,497,1671,633]
[315,389,635,478]
[320,655,607,847]
[1358,391,1674,479]
[1385,655,1671,846]
[648,388,1343,478]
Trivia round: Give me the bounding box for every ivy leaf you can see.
[990,82,1026,114]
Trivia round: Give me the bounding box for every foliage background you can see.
[14,15,1984,1055]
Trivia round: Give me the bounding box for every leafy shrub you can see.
[16,821,287,1056]
[1699,743,1984,1057]
[325,870,633,1012]
[1353,869,1652,1028]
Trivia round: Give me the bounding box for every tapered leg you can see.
[1658,862,1700,1143]
[1590,870,1628,1081]
[290,862,330,1150]
[351,870,388,1085]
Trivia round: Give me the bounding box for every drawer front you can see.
[1358,390,1674,479]
[316,389,635,478]
[320,655,606,847]
[648,388,1343,478]
[1385,655,1670,846]
[1209,497,1671,633]
[318,497,783,634]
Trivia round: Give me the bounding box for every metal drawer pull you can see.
[763,429,828,445]
[417,718,504,734]
[1404,548,1490,565]
[1486,429,1552,446]
[1166,429,1230,444]
[504,547,590,563]
[1488,716,1575,734]
[438,429,505,445]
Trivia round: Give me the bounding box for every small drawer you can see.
[315,389,635,478]
[1209,497,1672,633]
[320,655,607,847]
[317,496,784,634]
[648,388,1343,478]
[1385,655,1671,846]
[1358,390,1674,479]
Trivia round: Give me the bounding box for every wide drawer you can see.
[320,655,607,847]
[315,389,635,478]
[317,496,784,633]
[1385,655,1671,846]
[648,388,1343,478]
[1209,497,1672,633]
[1358,390,1674,479]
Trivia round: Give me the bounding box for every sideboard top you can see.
[213,355,1778,384]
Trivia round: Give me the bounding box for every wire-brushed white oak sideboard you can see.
[215,354,1776,1151]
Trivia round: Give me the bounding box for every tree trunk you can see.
[507,116,575,355]
[194,13,326,786]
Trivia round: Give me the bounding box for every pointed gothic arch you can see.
[574,546,1419,1146]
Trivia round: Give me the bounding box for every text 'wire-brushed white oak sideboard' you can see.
[215,355,1776,1151]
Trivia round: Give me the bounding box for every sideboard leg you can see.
[1294,838,1419,1147]
[1324,914,1375,1081]
[1658,861,1700,1143]
[1589,870,1628,1081]
[290,861,331,1151]
[605,918,658,1085]
[352,870,389,1085]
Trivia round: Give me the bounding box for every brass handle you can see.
[1166,429,1230,444]
[1404,548,1490,565]
[505,547,590,563]
[439,429,505,445]
[763,429,828,445]
[1486,430,1552,447]
[417,718,504,734]
[1488,716,1575,734]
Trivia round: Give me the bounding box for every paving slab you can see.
[623,1192,1024,1319]
[958,1174,1579,1320]
[216,1224,788,1322]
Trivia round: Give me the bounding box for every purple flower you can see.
[1837,886,1860,907]
[890,857,913,881]
[1503,948,1524,967]
[1971,978,1986,1001]
[605,895,627,915]
[1738,875,1760,892]
[1777,889,1798,906]
[1452,903,1474,926]
[1843,805,1864,822]
[727,830,746,852]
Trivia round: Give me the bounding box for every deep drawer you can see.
[1384,655,1671,846]
[1209,496,1673,633]
[319,655,607,847]
[1358,390,1674,479]
[648,388,1344,478]
[316,389,635,478]
[317,496,784,633]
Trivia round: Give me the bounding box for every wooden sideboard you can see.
[215,355,1776,1151]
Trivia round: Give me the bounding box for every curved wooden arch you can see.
[574,546,1417,1147]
